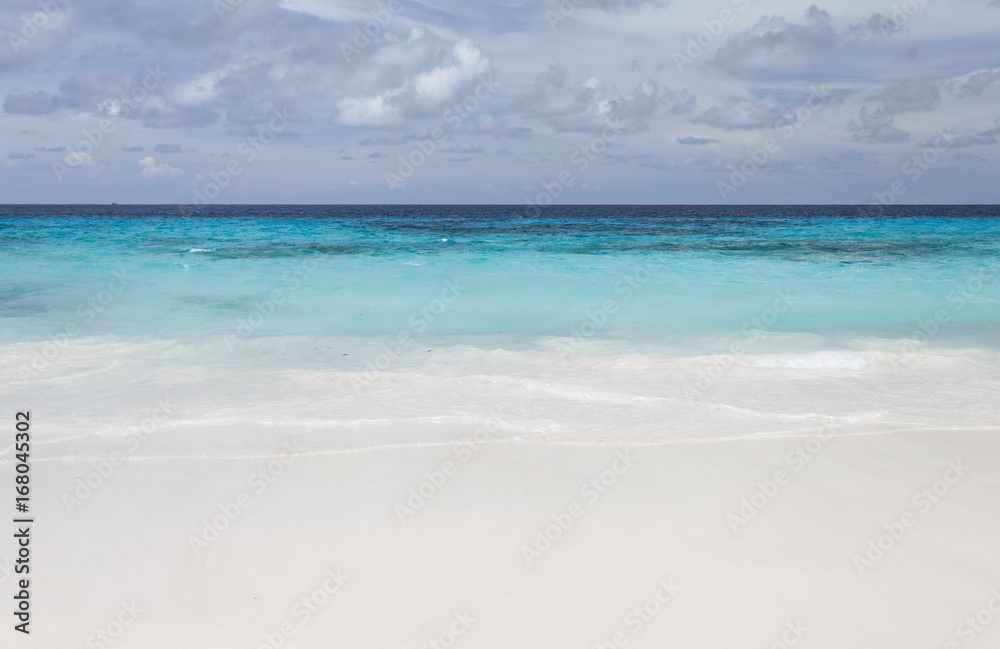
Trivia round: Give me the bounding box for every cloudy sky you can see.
[1,0,998,204]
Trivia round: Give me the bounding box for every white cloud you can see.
[64,152,95,167]
[413,39,490,105]
[334,29,492,128]
[138,156,183,179]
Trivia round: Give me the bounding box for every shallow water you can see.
[3,205,999,451]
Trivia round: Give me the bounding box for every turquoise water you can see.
[3,205,999,449]
[2,205,999,348]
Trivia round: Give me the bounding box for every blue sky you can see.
[1,0,999,204]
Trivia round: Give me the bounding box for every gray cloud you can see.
[7,151,35,160]
[691,95,783,130]
[358,131,414,146]
[846,13,904,39]
[475,114,532,139]
[953,68,1000,97]
[440,142,485,154]
[225,126,299,139]
[872,81,941,114]
[938,133,997,147]
[676,136,719,145]
[814,149,878,175]
[848,106,909,143]
[921,118,999,148]
[122,145,145,151]
[952,152,988,162]
[511,64,692,133]
[153,144,183,154]
[3,91,61,115]
[713,6,836,77]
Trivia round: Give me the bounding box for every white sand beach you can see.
[6,338,1000,648]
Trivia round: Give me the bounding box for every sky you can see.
[1,0,999,205]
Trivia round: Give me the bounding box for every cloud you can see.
[511,64,692,133]
[475,114,532,139]
[0,4,76,72]
[691,95,783,130]
[848,106,909,143]
[65,152,95,167]
[225,126,299,139]
[495,148,512,156]
[334,28,492,128]
[2,66,220,129]
[358,131,414,146]
[713,6,836,77]
[846,13,905,40]
[935,133,997,147]
[952,68,1000,97]
[365,152,390,159]
[3,91,61,115]
[872,81,941,114]
[122,145,145,151]
[921,118,999,148]
[138,156,183,178]
[814,149,878,175]
[676,136,718,145]
[153,143,183,154]
[7,151,35,160]
[440,142,485,154]
[952,152,988,163]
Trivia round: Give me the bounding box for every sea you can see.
[2,205,999,455]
